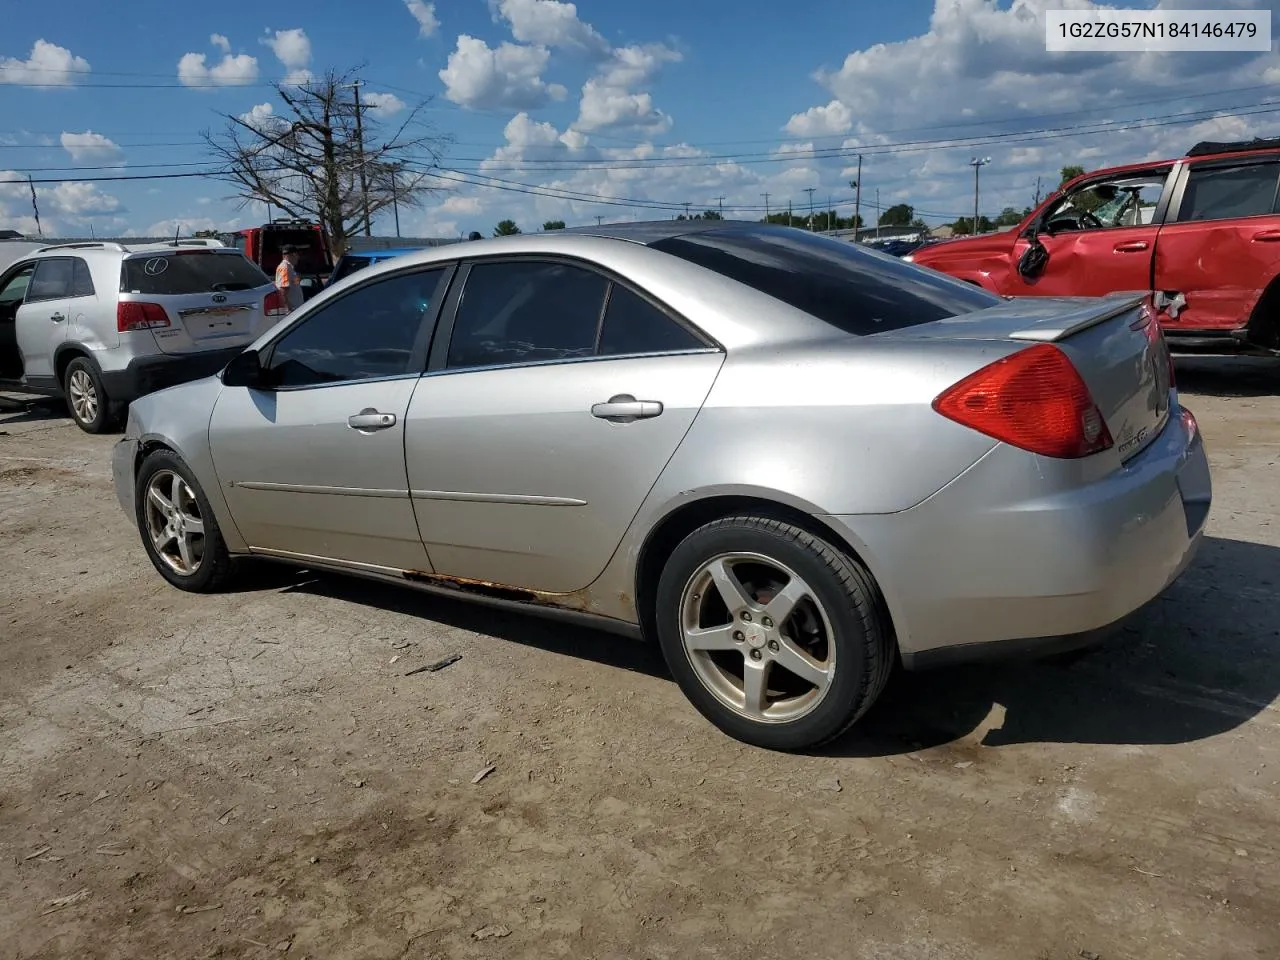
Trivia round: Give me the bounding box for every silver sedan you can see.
[112,221,1211,751]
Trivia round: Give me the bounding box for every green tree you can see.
[994,206,1025,227]
[494,219,521,236]
[879,203,914,227]
[951,215,993,236]
[541,219,566,230]
[700,209,723,220]
[1060,165,1086,186]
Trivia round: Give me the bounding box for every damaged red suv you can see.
[907,138,1280,354]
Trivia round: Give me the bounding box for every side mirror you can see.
[222,348,267,389]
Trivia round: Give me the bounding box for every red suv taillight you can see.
[117,301,171,332]
[932,343,1113,459]
[263,289,287,317]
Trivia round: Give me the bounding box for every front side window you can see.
[1176,162,1280,223]
[27,258,74,302]
[651,227,1000,335]
[447,261,608,369]
[0,265,35,307]
[265,267,446,387]
[1042,172,1169,232]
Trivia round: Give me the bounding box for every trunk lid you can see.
[119,250,276,355]
[881,293,1173,461]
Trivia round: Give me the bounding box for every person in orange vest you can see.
[273,244,305,313]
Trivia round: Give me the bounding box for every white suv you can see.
[0,239,287,432]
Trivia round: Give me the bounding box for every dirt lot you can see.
[2,357,1279,960]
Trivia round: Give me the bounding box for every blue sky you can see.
[2,0,1278,239]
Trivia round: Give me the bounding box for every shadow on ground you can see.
[245,534,1279,756]
[0,395,67,427]
[1173,355,1280,398]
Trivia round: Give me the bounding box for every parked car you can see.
[0,239,286,432]
[111,221,1209,751]
[906,137,1280,354]
[228,219,334,302]
[326,247,418,286]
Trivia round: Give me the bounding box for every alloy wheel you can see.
[143,470,207,576]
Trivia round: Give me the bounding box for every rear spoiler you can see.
[1008,292,1148,343]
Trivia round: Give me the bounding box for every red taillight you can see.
[117,301,171,332]
[932,343,1113,459]
[263,289,287,317]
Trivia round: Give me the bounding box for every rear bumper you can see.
[826,403,1211,668]
[99,347,242,403]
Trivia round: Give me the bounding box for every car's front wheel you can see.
[135,449,235,592]
[654,515,894,751]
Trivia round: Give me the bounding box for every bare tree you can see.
[202,67,451,256]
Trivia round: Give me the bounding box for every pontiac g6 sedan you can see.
[112,221,1211,751]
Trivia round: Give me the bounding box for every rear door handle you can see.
[591,394,663,422]
[1251,230,1280,242]
[49,312,65,322]
[347,408,397,432]
[1112,241,1149,253]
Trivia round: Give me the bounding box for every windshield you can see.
[650,226,1000,335]
[120,252,271,295]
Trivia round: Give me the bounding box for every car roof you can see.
[347,248,422,259]
[557,218,758,244]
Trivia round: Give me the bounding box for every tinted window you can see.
[447,261,607,369]
[1177,162,1280,222]
[27,258,73,301]
[332,255,374,283]
[598,284,705,356]
[121,252,271,295]
[70,258,95,297]
[266,267,445,387]
[650,227,1000,335]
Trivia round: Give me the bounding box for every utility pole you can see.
[1033,174,1043,207]
[596,215,603,226]
[714,195,726,217]
[761,192,770,221]
[682,201,691,219]
[787,199,792,226]
[346,79,372,237]
[827,193,832,232]
[851,154,862,239]
[389,167,401,238]
[803,187,816,231]
[970,156,991,235]
[875,188,881,238]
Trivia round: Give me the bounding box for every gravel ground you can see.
[2,356,1279,960]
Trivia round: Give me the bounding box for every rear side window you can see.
[120,252,271,296]
[70,258,95,297]
[650,226,1001,335]
[447,261,608,369]
[598,285,705,356]
[27,258,73,301]
[1176,162,1280,222]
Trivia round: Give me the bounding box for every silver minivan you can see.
[0,239,285,432]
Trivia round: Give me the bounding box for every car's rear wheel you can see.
[135,449,235,592]
[654,515,894,751]
[64,357,117,434]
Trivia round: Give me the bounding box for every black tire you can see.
[654,515,894,751]
[134,448,236,592]
[62,356,119,434]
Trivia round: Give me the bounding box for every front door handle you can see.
[591,394,663,423]
[347,408,397,432]
[1251,230,1280,242]
[49,312,66,322]
[1113,241,1149,253]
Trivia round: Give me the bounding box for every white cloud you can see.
[491,0,609,58]
[573,44,680,133]
[239,102,285,131]
[47,181,123,218]
[364,91,407,117]
[263,28,314,85]
[0,40,90,88]
[177,41,259,88]
[784,100,853,137]
[211,33,231,54]
[146,217,224,237]
[440,195,483,216]
[59,131,124,165]
[439,35,567,110]
[405,0,440,37]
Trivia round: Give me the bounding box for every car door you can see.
[0,263,35,379]
[209,263,453,571]
[1152,153,1280,333]
[1006,166,1174,297]
[15,257,77,381]
[405,257,725,594]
